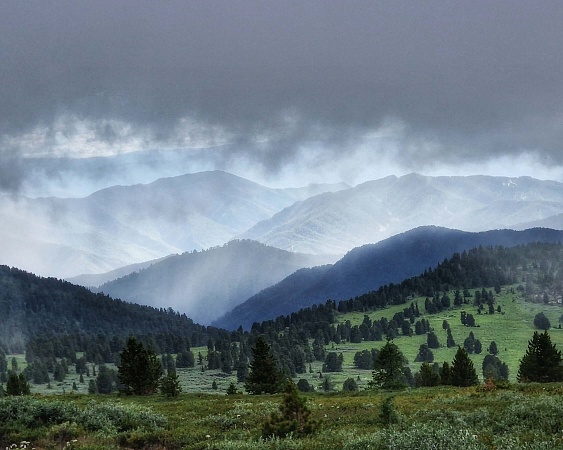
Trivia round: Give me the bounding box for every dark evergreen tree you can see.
[450,347,479,387]
[370,338,407,390]
[482,355,509,381]
[6,372,30,396]
[322,352,343,372]
[415,362,440,387]
[262,380,318,439]
[245,336,282,394]
[296,379,313,392]
[487,341,499,355]
[446,328,456,348]
[226,382,238,395]
[342,377,358,392]
[117,336,162,395]
[160,369,182,397]
[474,339,483,354]
[517,331,563,383]
[533,312,551,330]
[427,331,440,349]
[439,361,452,385]
[88,379,97,394]
[176,350,195,368]
[414,344,434,363]
[96,365,115,394]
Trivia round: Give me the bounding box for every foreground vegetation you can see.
[1,383,562,449]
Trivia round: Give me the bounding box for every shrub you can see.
[262,380,318,439]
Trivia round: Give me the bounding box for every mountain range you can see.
[94,239,334,325]
[213,226,563,329]
[241,174,563,255]
[0,171,347,278]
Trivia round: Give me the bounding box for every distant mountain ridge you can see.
[241,174,563,255]
[95,239,336,325]
[0,171,346,278]
[213,226,563,330]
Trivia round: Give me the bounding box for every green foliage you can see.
[96,365,115,394]
[517,331,563,382]
[379,396,399,426]
[322,352,343,372]
[415,362,440,387]
[450,347,479,387]
[296,379,314,392]
[342,377,358,392]
[369,339,407,390]
[534,312,551,330]
[118,337,162,395]
[226,382,238,395]
[6,372,30,396]
[482,354,509,381]
[160,369,182,398]
[262,380,318,439]
[415,344,434,363]
[245,336,282,394]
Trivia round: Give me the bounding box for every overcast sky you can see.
[2,1,563,196]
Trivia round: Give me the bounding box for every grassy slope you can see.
[332,285,563,382]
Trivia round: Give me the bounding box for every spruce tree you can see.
[370,338,407,389]
[6,372,30,396]
[415,362,440,387]
[450,347,479,387]
[517,331,563,382]
[245,336,282,394]
[262,379,318,439]
[118,337,162,395]
[160,369,182,397]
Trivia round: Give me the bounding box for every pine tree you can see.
[450,347,479,387]
[245,336,282,394]
[370,338,407,389]
[415,362,440,387]
[517,331,563,382]
[160,369,182,398]
[446,328,456,347]
[414,344,434,363]
[262,380,318,439]
[6,372,30,396]
[118,337,162,395]
[440,361,452,385]
[226,382,238,395]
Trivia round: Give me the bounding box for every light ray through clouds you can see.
[1,1,563,196]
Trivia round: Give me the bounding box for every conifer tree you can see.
[415,362,440,387]
[517,331,563,382]
[262,379,318,439]
[6,372,30,396]
[450,347,479,387]
[160,369,182,397]
[440,361,452,385]
[370,338,407,389]
[118,337,162,395]
[245,336,282,394]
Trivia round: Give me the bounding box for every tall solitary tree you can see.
[517,331,563,383]
[245,336,282,394]
[118,337,162,395]
[450,347,479,387]
[370,338,407,390]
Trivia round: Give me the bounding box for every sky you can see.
[2,1,563,197]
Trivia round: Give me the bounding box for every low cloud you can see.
[1,1,563,194]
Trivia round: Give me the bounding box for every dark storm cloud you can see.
[1,0,563,191]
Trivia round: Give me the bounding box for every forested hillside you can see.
[6,242,561,391]
[0,266,224,352]
[215,227,563,329]
[95,239,333,324]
